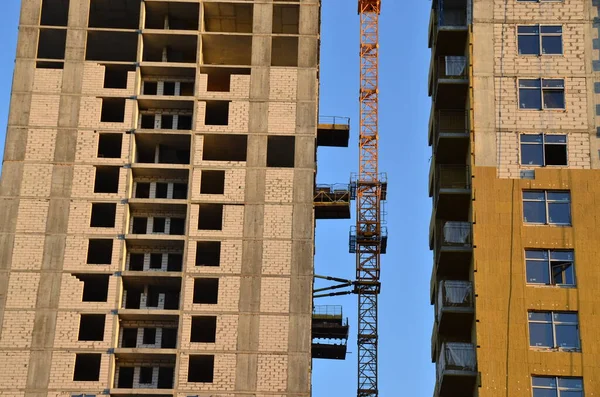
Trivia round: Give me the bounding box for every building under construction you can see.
[429,0,600,396]
[0,0,371,395]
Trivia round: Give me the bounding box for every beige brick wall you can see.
[32,68,62,93]
[58,273,119,310]
[258,315,289,352]
[197,73,250,99]
[265,169,294,203]
[78,96,135,129]
[20,163,53,197]
[15,199,49,233]
[10,234,44,271]
[188,204,245,238]
[47,351,111,389]
[71,165,129,199]
[493,0,585,21]
[195,101,250,133]
[186,239,242,274]
[24,129,57,161]
[268,102,297,134]
[0,352,30,389]
[179,314,238,351]
[257,355,287,392]
[177,353,236,392]
[5,273,40,309]
[53,311,114,349]
[260,278,290,314]
[262,240,292,276]
[270,68,298,100]
[82,63,136,96]
[0,311,35,348]
[63,237,123,272]
[263,204,293,239]
[190,167,246,202]
[75,130,131,162]
[29,94,60,127]
[67,201,126,234]
[182,275,240,312]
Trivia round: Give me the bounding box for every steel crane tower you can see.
[356,1,385,396]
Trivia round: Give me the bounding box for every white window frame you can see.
[528,311,580,351]
[520,133,568,166]
[524,249,575,286]
[517,25,563,55]
[518,78,566,110]
[522,190,571,226]
[532,376,583,397]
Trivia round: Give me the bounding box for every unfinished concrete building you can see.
[0,0,351,396]
[429,0,600,396]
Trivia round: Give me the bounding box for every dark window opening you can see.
[198,204,223,231]
[161,327,178,348]
[195,241,221,267]
[191,316,217,343]
[193,278,219,304]
[156,183,168,198]
[37,29,67,60]
[78,314,105,341]
[158,144,190,164]
[267,136,295,167]
[124,288,142,309]
[153,217,166,233]
[88,0,141,29]
[77,274,110,302]
[150,253,162,269]
[73,354,101,381]
[135,182,151,198]
[143,328,156,344]
[132,217,148,234]
[142,36,198,63]
[97,133,123,158]
[128,253,144,271]
[143,81,158,95]
[86,31,138,62]
[170,218,186,235]
[164,291,180,310]
[94,166,120,193]
[145,2,199,30]
[273,4,300,34]
[146,287,160,307]
[181,82,194,96]
[117,366,134,388]
[86,239,113,264]
[272,36,299,67]
[167,253,183,271]
[36,61,64,69]
[201,67,251,92]
[140,114,156,129]
[103,65,133,89]
[157,367,174,389]
[139,367,153,384]
[204,101,229,126]
[202,134,247,161]
[90,203,117,228]
[178,115,192,130]
[187,355,215,383]
[173,183,188,199]
[41,0,70,26]
[121,328,137,347]
[164,82,176,95]
[161,115,174,130]
[200,170,225,194]
[101,98,126,123]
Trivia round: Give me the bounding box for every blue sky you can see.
[0,0,434,395]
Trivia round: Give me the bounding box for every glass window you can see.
[528,311,580,351]
[525,249,575,286]
[520,134,567,166]
[519,79,565,110]
[523,191,571,226]
[541,26,563,54]
[519,25,563,55]
[532,376,583,397]
[518,26,540,55]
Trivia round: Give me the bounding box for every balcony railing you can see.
[437,280,473,320]
[436,221,472,253]
[317,116,350,147]
[434,165,470,202]
[430,110,468,147]
[438,56,467,79]
[437,342,476,380]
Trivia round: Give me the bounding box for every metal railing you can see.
[435,221,472,253]
[437,342,476,381]
[437,56,467,79]
[437,5,468,28]
[432,110,468,148]
[313,305,343,320]
[437,280,473,320]
[436,165,471,191]
[314,184,351,204]
[318,116,351,126]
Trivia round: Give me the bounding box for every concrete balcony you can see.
[429,164,471,220]
[429,56,468,109]
[312,306,349,360]
[434,342,477,397]
[435,281,474,338]
[430,221,472,283]
[314,184,351,219]
[429,110,469,164]
[317,116,350,147]
[428,0,468,55]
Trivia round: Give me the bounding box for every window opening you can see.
[191,316,217,343]
[143,81,158,95]
[195,241,221,267]
[170,218,186,235]
[117,366,134,388]
[132,217,148,234]
[143,328,156,345]
[37,29,67,60]
[103,65,133,88]
[272,37,299,67]
[73,354,101,381]
[139,367,153,384]
[518,25,563,55]
[156,183,168,198]
[41,0,70,26]
[526,249,575,286]
[88,0,140,29]
[150,253,162,269]
[94,166,120,193]
[198,204,224,230]
[78,314,105,341]
[193,278,219,304]
[173,183,188,199]
[135,182,151,198]
[152,217,166,233]
[528,311,580,351]
[532,376,583,397]
[101,98,126,122]
[520,134,567,166]
[90,203,117,228]
[77,274,110,302]
[162,327,178,348]
[519,78,565,110]
[167,253,183,271]
[157,367,174,389]
[86,239,113,264]
[121,328,138,347]
[97,133,123,158]
[202,134,247,161]
[187,355,215,382]
[267,136,295,167]
[86,31,138,62]
[200,170,225,194]
[204,101,230,126]
[523,191,571,225]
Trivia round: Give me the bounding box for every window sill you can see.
[523,223,572,227]
[529,347,581,353]
[526,283,576,289]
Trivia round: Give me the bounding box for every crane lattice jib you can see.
[357,1,381,397]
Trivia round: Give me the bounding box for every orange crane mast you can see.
[355,1,386,396]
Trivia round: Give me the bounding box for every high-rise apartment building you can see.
[429,0,599,396]
[0,0,351,395]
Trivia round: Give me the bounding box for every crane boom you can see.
[356,1,383,397]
